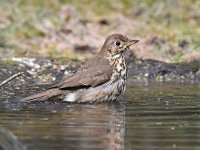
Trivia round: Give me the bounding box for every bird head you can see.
[101,34,139,57]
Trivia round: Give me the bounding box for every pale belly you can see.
[63,79,126,103]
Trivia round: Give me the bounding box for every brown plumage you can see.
[52,54,113,89]
[21,34,139,103]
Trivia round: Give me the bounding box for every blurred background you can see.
[0,0,199,62]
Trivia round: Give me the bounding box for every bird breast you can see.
[109,56,127,95]
[63,56,127,103]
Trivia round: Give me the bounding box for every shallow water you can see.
[1,78,200,150]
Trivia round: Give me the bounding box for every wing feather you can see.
[52,56,113,89]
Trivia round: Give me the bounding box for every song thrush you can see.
[21,34,139,103]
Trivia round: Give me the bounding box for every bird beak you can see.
[126,39,139,46]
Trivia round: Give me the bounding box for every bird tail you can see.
[21,88,63,102]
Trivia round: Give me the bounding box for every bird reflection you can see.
[1,103,125,150]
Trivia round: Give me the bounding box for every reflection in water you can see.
[0,103,125,150]
[125,81,200,150]
[1,80,200,150]
[0,125,26,150]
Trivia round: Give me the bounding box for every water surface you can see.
[1,79,200,150]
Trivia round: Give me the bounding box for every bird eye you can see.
[115,41,121,46]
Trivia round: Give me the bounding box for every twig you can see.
[0,72,24,88]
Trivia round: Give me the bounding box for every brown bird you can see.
[21,34,139,103]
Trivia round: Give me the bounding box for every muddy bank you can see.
[0,58,200,87]
[128,59,200,82]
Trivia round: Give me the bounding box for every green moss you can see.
[1,0,199,40]
[0,0,199,61]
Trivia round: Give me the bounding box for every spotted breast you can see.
[63,53,127,103]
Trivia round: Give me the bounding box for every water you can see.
[1,78,200,150]
[125,81,200,150]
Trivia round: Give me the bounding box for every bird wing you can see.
[52,57,113,89]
